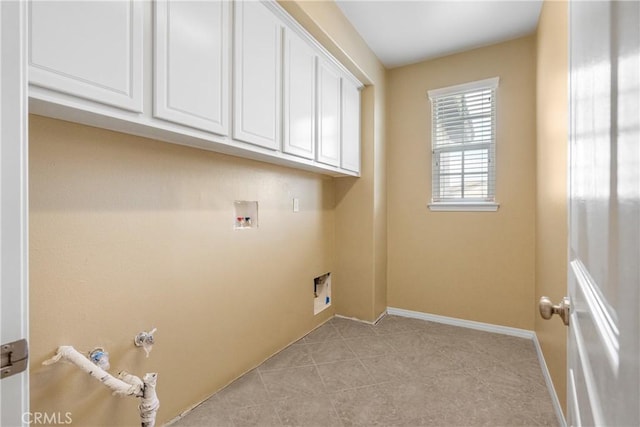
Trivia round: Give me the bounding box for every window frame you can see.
[427,77,500,212]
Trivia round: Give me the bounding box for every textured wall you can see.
[387,36,537,330]
[280,0,387,322]
[29,115,336,424]
[535,0,569,413]
[29,1,387,423]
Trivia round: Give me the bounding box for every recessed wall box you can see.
[313,272,331,315]
[234,201,258,229]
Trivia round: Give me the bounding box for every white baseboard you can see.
[387,306,566,427]
[533,334,567,427]
[387,306,534,338]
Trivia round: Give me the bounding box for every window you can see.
[427,77,500,211]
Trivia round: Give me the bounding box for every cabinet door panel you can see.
[154,0,229,135]
[317,61,341,167]
[29,0,143,112]
[341,79,361,173]
[233,1,281,150]
[283,30,316,159]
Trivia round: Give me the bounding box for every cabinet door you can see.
[316,60,341,167]
[154,0,229,135]
[341,79,361,173]
[29,1,143,112]
[233,1,282,150]
[283,29,316,160]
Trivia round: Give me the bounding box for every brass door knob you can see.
[539,296,570,326]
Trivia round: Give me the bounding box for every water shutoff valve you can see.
[88,348,110,370]
[134,328,157,358]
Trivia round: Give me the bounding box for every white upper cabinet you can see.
[27,0,362,176]
[341,79,361,173]
[282,28,317,160]
[233,1,282,150]
[316,60,342,167]
[29,0,143,112]
[154,0,229,135]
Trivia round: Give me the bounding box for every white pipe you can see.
[140,373,159,427]
[118,370,144,391]
[43,346,160,426]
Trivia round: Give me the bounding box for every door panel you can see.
[29,0,143,112]
[341,78,361,173]
[233,0,282,150]
[283,28,316,159]
[0,1,29,425]
[568,1,639,425]
[154,0,230,135]
[316,60,341,167]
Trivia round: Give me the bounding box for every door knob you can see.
[539,296,570,326]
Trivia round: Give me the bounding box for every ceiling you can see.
[335,0,543,69]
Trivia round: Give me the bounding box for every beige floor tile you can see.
[172,394,234,427]
[343,335,395,358]
[228,404,282,427]
[444,343,503,370]
[174,315,559,427]
[308,340,357,364]
[217,370,270,409]
[379,331,439,354]
[330,384,404,426]
[260,365,327,400]
[358,353,417,384]
[372,315,419,335]
[480,334,539,362]
[259,344,315,372]
[330,317,376,338]
[303,323,342,343]
[316,359,378,391]
[274,396,342,427]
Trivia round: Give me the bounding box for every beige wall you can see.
[29,116,337,425]
[387,36,537,330]
[280,1,388,322]
[28,0,570,423]
[535,0,568,413]
[29,2,387,425]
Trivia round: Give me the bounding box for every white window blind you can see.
[428,77,499,209]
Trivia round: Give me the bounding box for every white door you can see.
[0,1,30,426]
[567,1,639,426]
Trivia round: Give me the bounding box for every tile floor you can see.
[172,315,559,427]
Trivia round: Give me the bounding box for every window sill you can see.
[428,202,500,212]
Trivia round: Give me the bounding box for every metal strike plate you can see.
[1,339,29,379]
